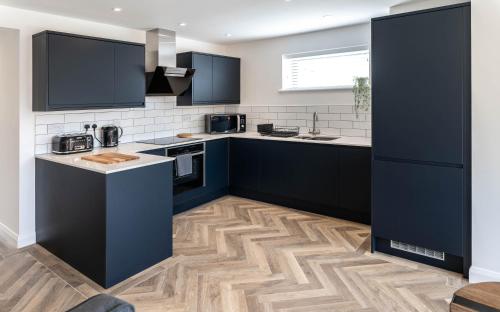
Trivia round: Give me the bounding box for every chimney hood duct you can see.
[145,28,195,96]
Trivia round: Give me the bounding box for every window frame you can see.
[280,45,370,92]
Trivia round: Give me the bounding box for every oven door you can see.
[167,143,205,196]
[210,115,239,133]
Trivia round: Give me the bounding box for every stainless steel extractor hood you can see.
[145,29,195,96]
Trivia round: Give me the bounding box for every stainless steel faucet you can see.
[309,112,321,135]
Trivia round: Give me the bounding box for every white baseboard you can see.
[0,221,18,246]
[469,266,500,283]
[17,232,36,248]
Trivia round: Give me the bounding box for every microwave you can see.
[205,114,246,134]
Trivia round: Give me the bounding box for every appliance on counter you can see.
[95,125,123,148]
[52,133,93,154]
[205,114,246,134]
[145,29,195,96]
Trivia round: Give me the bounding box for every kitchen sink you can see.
[294,135,340,141]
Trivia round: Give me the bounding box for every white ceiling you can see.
[0,0,411,43]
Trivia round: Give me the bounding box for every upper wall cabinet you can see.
[32,31,145,111]
[176,52,240,106]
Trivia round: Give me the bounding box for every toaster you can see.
[52,133,94,154]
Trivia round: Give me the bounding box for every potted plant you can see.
[353,77,371,118]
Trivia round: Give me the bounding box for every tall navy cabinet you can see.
[371,3,471,275]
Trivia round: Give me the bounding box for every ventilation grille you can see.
[390,240,445,261]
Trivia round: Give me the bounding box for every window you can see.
[281,46,370,91]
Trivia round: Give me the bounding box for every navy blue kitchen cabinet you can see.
[371,3,470,275]
[229,138,262,196]
[32,31,145,111]
[212,56,241,104]
[173,139,229,214]
[338,147,372,219]
[36,159,173,288]
[229,138,371,224]
[259,140,339,214]
[176,52,240,106]
[114,43,147,105]
[139,148,166,157]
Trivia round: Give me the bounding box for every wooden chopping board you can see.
[81,152,140,164]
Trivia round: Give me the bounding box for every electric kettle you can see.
[101,125,123,147]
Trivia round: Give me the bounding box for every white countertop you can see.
[36,132,371,174]
[35,145,175,175]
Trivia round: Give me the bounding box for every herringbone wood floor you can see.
[0,196,467,311]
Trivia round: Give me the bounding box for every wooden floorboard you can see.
[0,196,467,311]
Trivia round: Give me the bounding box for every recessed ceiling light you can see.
[323,14,333,19]
[225,33,232,37]
[284,0,292,2]
[112,7,122,12]
[178,22,187,27]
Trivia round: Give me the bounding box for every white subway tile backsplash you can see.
[307,106,329,113]
[145,110,164,118]
[65,113,95,123]
[95,111,122,121]
[34,100,371,155]
[341,113,365,121]
[341,128,366,137]
[213,106,225,113]
[259,112,278,120]
[353,121,372,130]
[133,117,154,126]
[47,124,64,134]
[35,144,48,154]
[278,112,297,120]
[286,106,307,113]
[286,119,307,127]
[318,113,341,121]
[330,105,354,114]
[35,125,47,135]
[268,106,287,113]
[36,114,65,124]
[331,120,353,129]
[251,106,269,113]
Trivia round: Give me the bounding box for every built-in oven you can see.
[205,114,246,134]
[166,142,205,195]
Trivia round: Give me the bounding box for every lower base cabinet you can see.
[169,138,371,224]
[229,138,371,224]
[36,159,173,288]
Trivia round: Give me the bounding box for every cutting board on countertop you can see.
[81,153,140,164]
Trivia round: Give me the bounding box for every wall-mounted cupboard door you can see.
[48,34,115,109]
[177,52,240,106]
[192,53,213,103]
[114,43,146,105]
[33,31,145,111]
[212,56,240,103]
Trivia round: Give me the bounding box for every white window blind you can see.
[282,46,370,91]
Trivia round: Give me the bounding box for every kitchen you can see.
[0,0,498,311]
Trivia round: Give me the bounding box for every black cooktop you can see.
[138,136,202,146]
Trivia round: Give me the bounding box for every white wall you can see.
[390,0,465,14]
[225,24,372,137]
[0,27,20,243]
[226,24,370,107]
[470,0,500,283]
[0,4,227,247]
